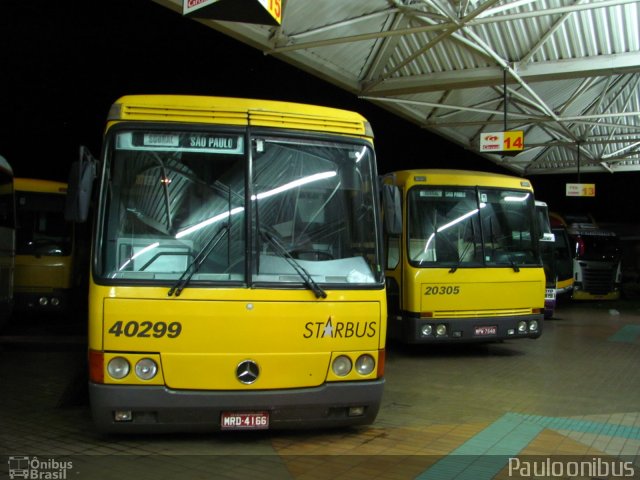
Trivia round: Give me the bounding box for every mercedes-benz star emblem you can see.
[236,360,260,384]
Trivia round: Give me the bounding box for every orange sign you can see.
[183,0,281,25]
[566,183,596,197]
[258,0,282,24]
[479,131,524,152]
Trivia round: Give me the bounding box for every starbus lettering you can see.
[303,318,377,339]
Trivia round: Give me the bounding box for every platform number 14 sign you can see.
[480,131,524,152]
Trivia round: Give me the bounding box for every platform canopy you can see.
[153,0,640,175]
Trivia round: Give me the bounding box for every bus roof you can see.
[107,95,373,138]
[385,169,533,191]
[14,178,68,194]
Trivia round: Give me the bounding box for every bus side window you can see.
[386,235,400,270]
[382,183,402,269]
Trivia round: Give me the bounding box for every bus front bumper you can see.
[395,313,543,344]
[13,289,70,313]
[89,379,384,433]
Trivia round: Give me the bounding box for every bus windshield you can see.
[16,190,72,256]
[407,186,538,268]
[572,229,621,262]
[98,128,381,288]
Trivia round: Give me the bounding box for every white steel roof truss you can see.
[153,0,640,174]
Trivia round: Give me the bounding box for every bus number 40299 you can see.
[108,320,182,338]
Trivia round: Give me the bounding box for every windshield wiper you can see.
[168,224,229,297]
[492,248,521,272]
[507,253,520,272]
[449,241,474,273]
[260,229,327,299]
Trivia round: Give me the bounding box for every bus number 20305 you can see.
[108,321,182,338]
[424,285,460,295]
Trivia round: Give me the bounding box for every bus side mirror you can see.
[382,184,402,235]
[65,146,98,223]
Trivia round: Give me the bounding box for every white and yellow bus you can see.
[14,178,75,314]
[383,169,545,344]
[66,95,387,433]
[535,200,557,319]
[0,155,14,327]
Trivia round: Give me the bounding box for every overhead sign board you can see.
[566,183,596,197]
[183,0,281,25]
[479,131,524,153]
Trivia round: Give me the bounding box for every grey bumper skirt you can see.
[89,379,384,433]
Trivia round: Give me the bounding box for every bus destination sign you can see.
[117,132,244,154]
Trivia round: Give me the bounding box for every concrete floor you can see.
[1,298,639,479]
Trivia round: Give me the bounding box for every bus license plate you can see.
[474,326,497,336]
[545,288,556,300]
[220,411,269,430]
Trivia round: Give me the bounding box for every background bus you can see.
[535,201,557,319]
[552,213,622,301]
[0,155,14,328]
[548,213,574,300]
[66,95,387,433]
[14,178,75,315]
[383,169,545,344]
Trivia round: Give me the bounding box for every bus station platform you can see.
[1,299,639,479]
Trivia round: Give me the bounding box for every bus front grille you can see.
[432,308,532,318]
[581,264,617,295]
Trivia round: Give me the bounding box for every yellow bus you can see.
[383,169,545,344]
[0,155,14,327]
[66,95,387,432]
[13,178,75,314]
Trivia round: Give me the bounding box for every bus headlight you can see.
[135,358,158,380]
[529,320,539,332]
[421,324,433,336]
[50,297,60,307]
[355,355,375,375]
[436,324,447,336]
[107,357,130,379]
[332,355,352,376]
[517,321,527,333]
[38,297,48,306]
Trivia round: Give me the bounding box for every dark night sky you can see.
[1,0,637,223]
